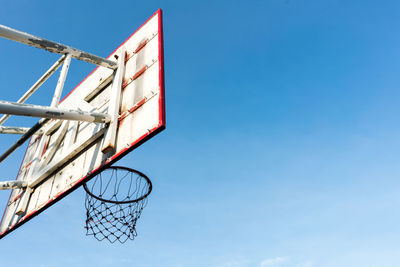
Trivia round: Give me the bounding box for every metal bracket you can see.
[102,47,126,153]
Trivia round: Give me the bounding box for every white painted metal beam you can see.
[0,55,66,127]
[0,24,117,69]
[0,119,49,164]
[51,54,72,107]
[102,47,126,153]
[0,180,27,190]
[28,127,107,188]
[0,100,110,123]
[0,126,43,135]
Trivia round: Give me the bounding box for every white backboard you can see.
[0,9,165,238]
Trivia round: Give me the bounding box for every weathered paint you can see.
[0,55,66,126]
[0,25,117,69]
[0,9,165,239]
[0,119,49,164]
[0,100,110,123]
[0,180,27,190]
[101,47,126,153]
[0,126,43,135]
[51,54,72,107]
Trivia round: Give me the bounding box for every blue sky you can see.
[1,0,400,266]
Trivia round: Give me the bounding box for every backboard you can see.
[0,9,164,238]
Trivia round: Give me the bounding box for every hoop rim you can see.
[83,166,152,204]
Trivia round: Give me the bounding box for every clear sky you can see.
[1,0,400,266]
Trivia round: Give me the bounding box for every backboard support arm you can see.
[102,47,126,153]
[51,53,72,107]
[0,100,110,123]
[0,55,66,127]
[0,100,111,164]
[0,25,117,70]
[0,126,44,135]
[0,118,50,164]
[0,180,27,190]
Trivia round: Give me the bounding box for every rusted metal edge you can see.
[135,39,149,54]
[118,90,158,122]
[125,31,158,62]
[12,192,23,204]
[122,60,158,89]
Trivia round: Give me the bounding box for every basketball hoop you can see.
[83,166,152,243]
[0,10,164,240]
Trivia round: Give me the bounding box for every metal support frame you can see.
[0,24,117,69]
[0,24,121,199]
[51,54,72,107]
[28,126,107,188]
[102,47,126,153]
[0,118,49,164]
[0,126,43,135]
[0,100,110,123]
[0,55,66,127]
[0,180,27,190]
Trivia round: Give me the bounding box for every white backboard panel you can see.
[0,9,165,238]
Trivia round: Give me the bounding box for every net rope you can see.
[83,166,152,243]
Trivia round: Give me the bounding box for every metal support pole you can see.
[0,100,110,123]
[0,119,49,163]
[0,126,43,135]
[51,53,71,107]
[0,55,66,127]
[0,24,117,70]
[102,47,126,153]
[0,180,27,190]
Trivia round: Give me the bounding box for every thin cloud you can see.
[295,260,314,267]
[260,257,287,267]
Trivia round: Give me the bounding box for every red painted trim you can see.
[60,10,161,104]
[24,160,33,169]
[158,9,166,128]
[0,9,166,240]
[132,66,148,81]
[124,51,131,64]
[119,97,147,122]
[118,111,128,122]
[135,39,149,54]
[123,65,148,89]
[129,98,146,113]
[122,79,129,89]
[13,192,23,203]
[41,140,49,157]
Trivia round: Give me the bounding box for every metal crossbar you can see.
[0,25,119,185]
[0,24,117,69]
[0,55,66,127]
